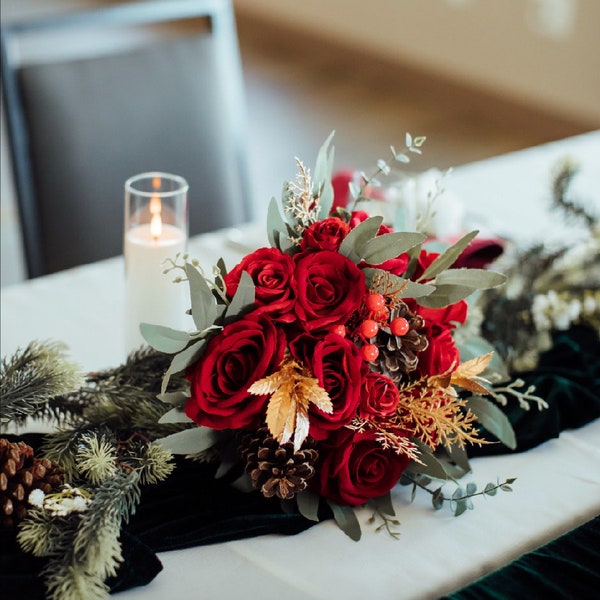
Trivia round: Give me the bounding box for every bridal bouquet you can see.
[141,133,515,536]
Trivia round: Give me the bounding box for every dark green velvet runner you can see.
[1,326,598,597]
[442,514,600,600]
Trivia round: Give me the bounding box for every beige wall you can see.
[234,0,600,125]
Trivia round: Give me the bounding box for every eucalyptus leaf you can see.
[432,488,444,510]
[416,284,477,308]
[156,391,190,406]
[418,230,479,281]
[139,323,190,354]
[443,442,471,477]
[161,339,206,393]
[406,440,450,480]
[362,231,426,265]
[466,482,477,495]
[313,131,335,188]
[216,257,228,279]
[158,407,193,424]
[314,132,336,220]
[296,489,321,522]
[484,482,498,496]
[435,268,506,290]
[372,492,396,517]
[326,500,362,541]
[267,196,286,250]
[225,271,255,321]
[467,395,517,449]
[339,216,383,263]
[156,426,221,454]
[185,263,218,332]
[454,500,468,517]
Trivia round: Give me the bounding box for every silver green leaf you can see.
[156,391,190,406]
[339,216,383,263]
[467,395,517,449]
[161,338,207,393]
[417,283,477,308]
[406,440,450,480]
[185,263,217,332]
[156,426,220,454]
[362,231,426,265]
[444,442,471,477]
[326,500,362,541]
[139,323,190,354]
[314,131,336,220]
[372,492,396,517]
[225,271,255,321]
[418,230,479,281]
[296,489,321,522]
[267,196,286,250]
[158,407,193,424]
[435,268,506,290]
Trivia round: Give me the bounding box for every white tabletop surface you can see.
[1,131,599,599]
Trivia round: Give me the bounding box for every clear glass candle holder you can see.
[124,172,189,353]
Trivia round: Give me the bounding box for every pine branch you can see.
[0,341,82,428]
[18,470,141,600]
[551,159,595,229]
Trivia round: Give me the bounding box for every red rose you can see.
[417,301,468,332]
[185,313,286,430]
[350,210,393,235]
[294,251,365,332]
[300,217,351,252]
[315,428,411,506]
[224,248,296,322]
[360,372,400,418]
[363,255,409,277]
[290,333,365,440]
[411,249,439,281]
[416,327,460,377]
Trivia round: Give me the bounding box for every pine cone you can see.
[376,303,428,385]
[238,427,318,501]
[0,438,65,528]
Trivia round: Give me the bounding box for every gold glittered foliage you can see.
[397,382,486,451]
[248,357,332,451]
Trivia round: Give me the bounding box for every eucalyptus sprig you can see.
[402,473,516,516]
[349,132,426,208]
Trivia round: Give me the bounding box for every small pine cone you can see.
[0,438,65,529]
[376,303,428,385]
[238,427,318,500]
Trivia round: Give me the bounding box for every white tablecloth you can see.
[1,131,599,599]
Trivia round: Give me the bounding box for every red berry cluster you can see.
[347,293,411,363]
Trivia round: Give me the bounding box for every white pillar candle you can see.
[124,173,189,353]
[124,223,187,352]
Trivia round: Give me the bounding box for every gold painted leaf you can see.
[266,384,296,444]
[249,357,333,449]
[451,376,490,395]
[453,353,493,378]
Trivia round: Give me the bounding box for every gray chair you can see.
[1,0,252,278]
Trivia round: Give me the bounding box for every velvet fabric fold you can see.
[442,514,600,599]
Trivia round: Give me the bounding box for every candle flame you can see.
[150,212,162,239]
[149,195,162,239]
[152,176,161,190]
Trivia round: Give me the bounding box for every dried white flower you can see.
[28,488,45,508]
